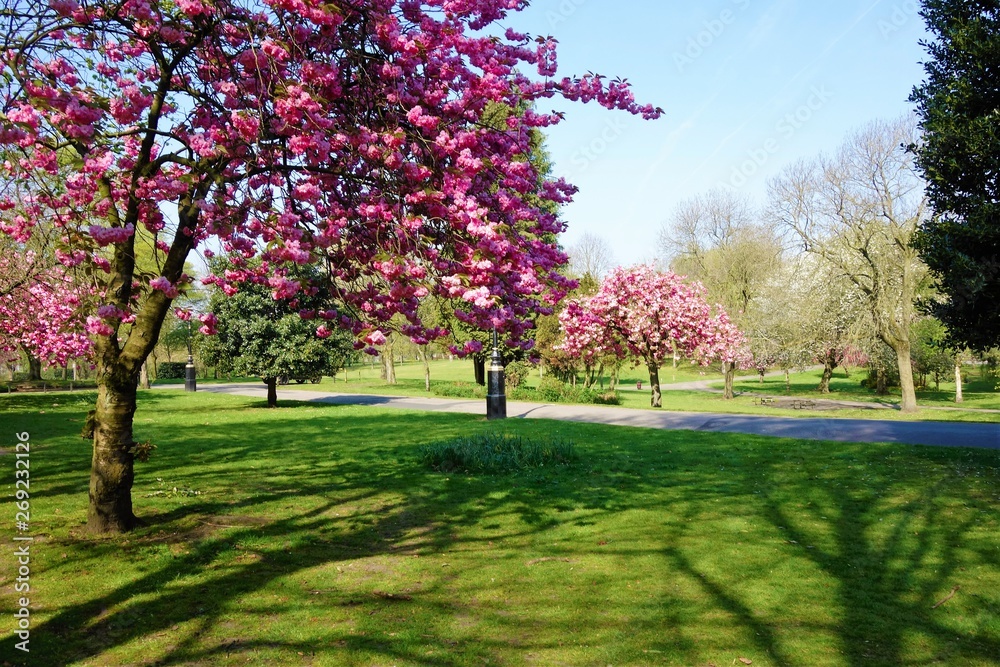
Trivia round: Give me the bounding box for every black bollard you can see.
[185,355,197,392]
[486,330,506,420]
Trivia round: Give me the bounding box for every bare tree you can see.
[568,233,615,281]
[768,117,927,412]
[660,188,783,317]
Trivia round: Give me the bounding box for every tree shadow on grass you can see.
[3,395,1000,666]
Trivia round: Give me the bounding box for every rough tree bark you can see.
[818,349,838,394]
[26,350,41,381]
[723,362,736,400]
[87,372,140,533]
[894,341,917,413]
[648,362,662,408]
[955,364,963,403]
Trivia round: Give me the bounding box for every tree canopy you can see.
[910,0,1000,350]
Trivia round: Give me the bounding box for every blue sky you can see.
[504,0,929,266]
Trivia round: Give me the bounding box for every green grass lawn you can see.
[2,391,999,666]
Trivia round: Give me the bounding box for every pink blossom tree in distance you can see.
[559,265,748,407]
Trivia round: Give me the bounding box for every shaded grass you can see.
[2,391,998,666]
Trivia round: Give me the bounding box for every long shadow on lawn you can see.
[5,396,1000,666]
[758,447,1000,666]
[10,405,592,665]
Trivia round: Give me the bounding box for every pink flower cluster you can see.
[558,265,750,371]
[0,257,93,367]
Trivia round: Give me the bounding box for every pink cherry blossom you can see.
[558,265,748,407]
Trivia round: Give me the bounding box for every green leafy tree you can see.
[910,1,1000,350]
[910,317,956,391]
[201,264,354,408]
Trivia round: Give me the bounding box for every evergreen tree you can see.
[911,1,1000,350]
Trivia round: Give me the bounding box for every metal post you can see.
[486,329,506,420]
[185,354,197,392]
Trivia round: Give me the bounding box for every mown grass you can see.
[1,391,999,666]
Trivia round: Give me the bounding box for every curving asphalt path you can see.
[187,383,1000,450]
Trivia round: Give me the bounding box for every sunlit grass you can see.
[0,391,998,666]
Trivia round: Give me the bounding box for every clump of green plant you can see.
[503,360,533,389]
[534,376,621,405]
[418,430,577,474]
[432,381,486,399]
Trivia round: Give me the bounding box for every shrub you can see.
[507,386,536,401]
[504,360,533,389]
[593,391,622,405]
[533,377,620,405]
[418,431,577,474]
[537,376,565,402]
[156,362,187,380]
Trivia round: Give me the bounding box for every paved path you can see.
[190,383,1000,450]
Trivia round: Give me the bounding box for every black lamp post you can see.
[486,328,506,420]
[184,319,197,392]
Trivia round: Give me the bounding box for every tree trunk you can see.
[473,356,485,386]
[648,362,662,408]
[818,349,836,394]
[420,345,431,392]
[264,377,278,408]
[87,379,139,533]
[382,350,397,385]
[139,362,151,390]
[875,365,888,395]
[955,364,964,403]
[26,351,41,381]
[723,362,736,400]
[894,340,918,413]
[784,368,790,391]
